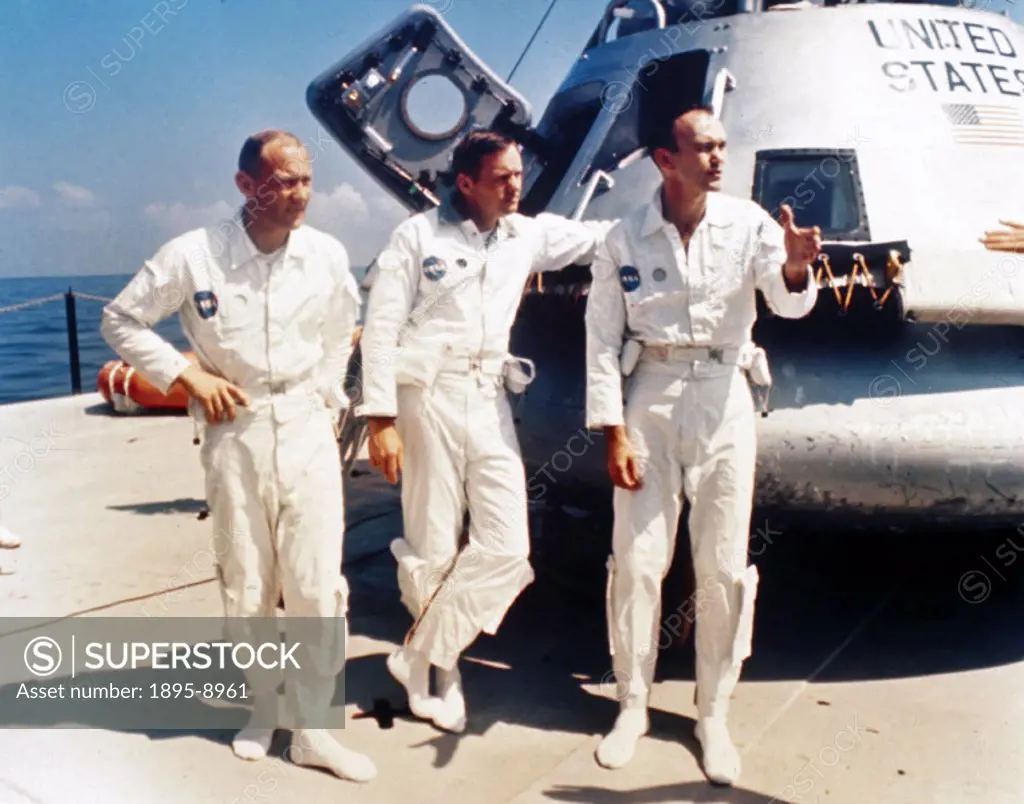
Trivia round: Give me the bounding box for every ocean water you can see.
[0,275,193,406]
[0,271,364,407]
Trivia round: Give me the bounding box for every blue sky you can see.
[0,0,609,278]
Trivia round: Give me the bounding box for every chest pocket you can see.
[277,259,333,336]
[289,287,330,347]
[701,226,750,304]
[214,290,264,334]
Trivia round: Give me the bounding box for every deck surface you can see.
[0,393,1022,804]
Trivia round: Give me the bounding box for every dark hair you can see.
[238,130,302,178]
[451,129,517,181]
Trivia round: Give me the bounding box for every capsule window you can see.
[753,149,870,241]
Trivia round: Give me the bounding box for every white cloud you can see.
[143,200,235,232]
[304,182,405,266]
[139,185,405,266]
[0,185,41,210]
[53,181,97,209]
[48,181,110,232]
[305,183,372,229]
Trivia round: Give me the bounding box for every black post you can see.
[65,288,82,395]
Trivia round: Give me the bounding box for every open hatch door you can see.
[306,4,535,214]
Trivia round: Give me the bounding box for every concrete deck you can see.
[0,392,1022,803]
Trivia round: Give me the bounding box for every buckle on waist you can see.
[641,344,738,365]
[641,344,712,362]
[264,377,313,395]
[440,355,504,375]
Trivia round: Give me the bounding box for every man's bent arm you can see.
[100,239,193,394]
[355,222,419,419]
[751,210,818,319]
[530,213,615,274]
[585,232,628,430]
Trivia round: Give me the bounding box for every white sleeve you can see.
[315,239,361,413]
[585,229,628,429]
[752,208,818,319]
[100,239,193,395]
[354,223,419,418]
[530,214,613,274]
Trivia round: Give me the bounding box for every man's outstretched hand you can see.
[780,203,822,264]
[981,220,1024,253]
[779,203,821,289]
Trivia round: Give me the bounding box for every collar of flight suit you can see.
[639,185,734,240]
[223,207,312,270]
[437,190,519,242]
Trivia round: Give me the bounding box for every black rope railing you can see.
[0,288,114,396]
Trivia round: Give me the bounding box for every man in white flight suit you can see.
[585,103,821,785]
[357,130,609,732]
[101,130,377,783]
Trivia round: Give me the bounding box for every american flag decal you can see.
[943,103,1024,146]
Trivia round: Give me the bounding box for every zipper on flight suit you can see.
[478,226,499,358]
[263,254,276,395]
[667,226,695,343]
[264,265,273,391]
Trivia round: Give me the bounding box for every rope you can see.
[124,365,136,400]
[107,362,119,400]
[0,293,64,315]
[0,290,114,316]
[814,250,902,314]
[74,292,115,303]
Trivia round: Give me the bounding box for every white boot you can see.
[290,728,377,783]
[695,716,740,785]
[434,663,467,733]
[231,714,274,761]
[0,525,21,549]
[595,695,649,769]
[386,646,445,722]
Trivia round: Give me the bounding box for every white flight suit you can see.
[101,213,360,728]
[585,189,817,780]
[358,200,608,673]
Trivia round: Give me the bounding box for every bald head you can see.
[238,130,303,180]
[235,129,312,235]
[673,109,723,144]
[651,108,726,193]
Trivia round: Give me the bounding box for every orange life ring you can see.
[97,352,197,412]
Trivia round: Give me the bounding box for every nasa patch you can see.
[620,265,641,292]
[194,290,218,320]
[423,256,447,281]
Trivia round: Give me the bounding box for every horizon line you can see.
[0,267,371,282]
